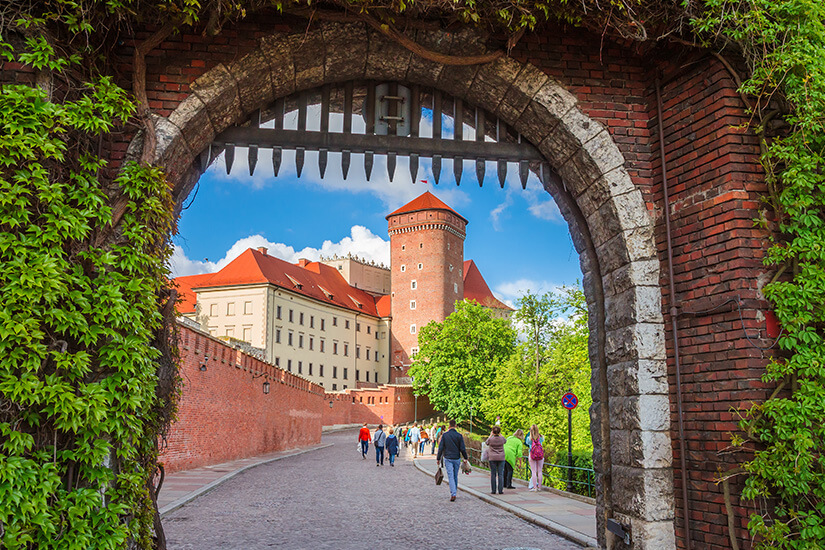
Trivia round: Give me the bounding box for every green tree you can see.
[408,300,516,421]
[482,286,591,455]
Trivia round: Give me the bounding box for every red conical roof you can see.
[386,191,468,223]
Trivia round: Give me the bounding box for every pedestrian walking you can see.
[386,427,399,467]
[408,423,421,458]
[373,424,387,466]
[436,419,468,502]
[430,424,443,454]
[402,426,409,448]
[503,429,524,489]
[525,424,546,491]
[419,427,429,455]
[485,425,507,494]
[358,423,371,459]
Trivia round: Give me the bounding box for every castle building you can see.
[176,192,510,389]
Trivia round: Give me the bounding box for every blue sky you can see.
[171,107,583,306]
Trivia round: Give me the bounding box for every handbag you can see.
[461,459,472,474]
[435,466,444,485]
[480,442,489,462]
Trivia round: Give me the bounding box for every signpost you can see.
[562,390,578,492]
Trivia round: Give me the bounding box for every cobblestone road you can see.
[163,430,583,549]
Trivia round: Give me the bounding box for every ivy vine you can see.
[0,0,822,548]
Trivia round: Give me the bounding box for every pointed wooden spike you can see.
[365,151,374,181]
[433,155,442,184]
[296,147,305,178]
[476,159,485,187]
[387,152,396,182]
[497,159,507,188]
[519,159,529,189]
[409,153,419,183]
[454,156,463,186]
[319,148,328,179]
[225,144,235,174]
[248,145,258,176]
[272,147,282,177]
[342,150,351,180]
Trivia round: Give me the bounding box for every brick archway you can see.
[139,22,674,549]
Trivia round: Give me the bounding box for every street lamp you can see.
[262,381,270,394]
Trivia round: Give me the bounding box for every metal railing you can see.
[465,445,595,498]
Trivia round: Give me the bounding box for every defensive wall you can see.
[3,12,778,549]
[162,323,431,473]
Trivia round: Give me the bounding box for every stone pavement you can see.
[160,430,593,549]
[413,453,597,548]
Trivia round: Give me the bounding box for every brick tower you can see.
[386,192,468,382]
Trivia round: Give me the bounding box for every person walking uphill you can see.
[485,426,507,494]
[386,427,399,467]
[436,420,468,502]
[408,423,421,458]
[503,429,524,489]
[373,424,387,466]
[525,424,546,491]
[358,423,371,459]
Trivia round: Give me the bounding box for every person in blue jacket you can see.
[385,427,400,467]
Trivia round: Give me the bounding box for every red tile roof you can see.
[177,248,386,318]
[386,191,468,223]
[174,273,215,314]
[463,260,513,311]
[376,295,392,318]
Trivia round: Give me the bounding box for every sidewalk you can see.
[413,453,598,549]
[158,444,332,516]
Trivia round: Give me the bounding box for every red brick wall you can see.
[161,325,326,473]
[322,385,436,426]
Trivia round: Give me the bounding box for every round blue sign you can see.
[562,392,578,410]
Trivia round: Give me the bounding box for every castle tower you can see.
[386,192,468,381]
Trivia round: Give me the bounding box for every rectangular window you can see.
[320,340,325,353]
[343,368,348,379]
[366,371,370,382]
[344,343,349,357]
[410,300,416,310]
[209,304,218,316]
[411,347,419,357]
[289,309,294,323]
[309,337,314,351]
[275,329,281,344]
[321,318,326,331]
[310,316,314,328]
[410,324,416,334]
[345,320,350,329]
[277,305,282,319]
[319,364,324,377]
[274,357,280,367]
[309,363,313,376]
[411,280,417,290]
[225,327,234,337]
[375,353,379,363]
[333,342,338,355]
[299,312,304,325]
[356,346,360,359]
[332,317,337,327]
[366,348,370,360]
[287,359,292,372]
[298,334,304,348]
[226,302,235,316]
[288,331,294,346]
[356,370,360,381]
[332,383,337,390]
[356,323,361,332]
[244,301,253,315]
[243,326,252,341]
[333,366,338,379]
[298,361,302,374]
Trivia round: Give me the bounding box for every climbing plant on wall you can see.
[0,0,822,548]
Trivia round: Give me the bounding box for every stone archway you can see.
[138,22,674,549]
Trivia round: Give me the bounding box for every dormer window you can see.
[286,274,302,289]
[319,286,334,300]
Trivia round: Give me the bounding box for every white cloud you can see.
[493,278,564,308]
[169,226,390,278]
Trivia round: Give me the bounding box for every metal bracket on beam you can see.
[607,518,631,546]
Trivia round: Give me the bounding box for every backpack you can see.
[530,438,544,461]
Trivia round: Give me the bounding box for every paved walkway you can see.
[160,430,597,549]
[413,453,597,548]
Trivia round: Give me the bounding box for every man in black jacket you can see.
[436,420,468,501]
